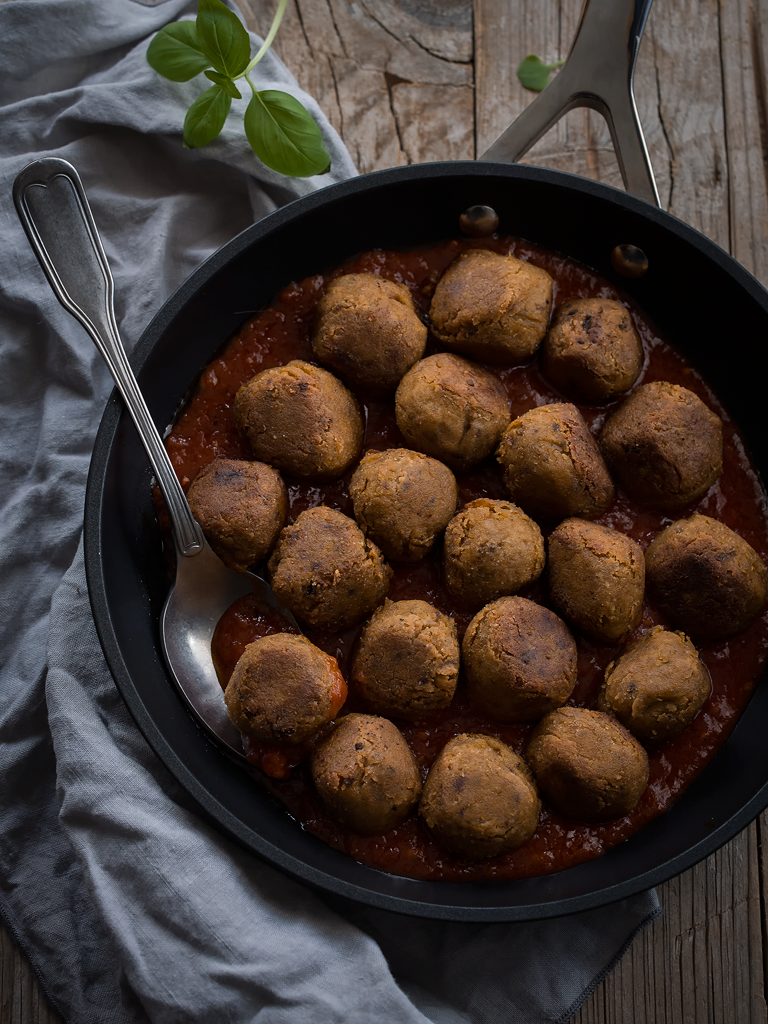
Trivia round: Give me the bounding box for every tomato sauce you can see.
[165,236,768,882]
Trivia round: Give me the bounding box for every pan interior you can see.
[85,163,768,921]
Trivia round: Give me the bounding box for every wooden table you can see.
[4,1,768,1020]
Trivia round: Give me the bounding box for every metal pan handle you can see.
[481,0,659,207]
[12,157,204,556]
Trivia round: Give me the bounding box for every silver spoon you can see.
[13,156,299,763]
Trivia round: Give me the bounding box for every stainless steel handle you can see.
[13,157,204,556]
[481,0,659,207]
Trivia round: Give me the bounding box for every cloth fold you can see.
[0,1,660,1021]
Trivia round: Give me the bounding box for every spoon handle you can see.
[13,157,204,556]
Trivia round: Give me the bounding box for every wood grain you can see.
[574,822,768,1023]
[241,0,475,170]
[6,0,768,1021]
[0,918,61,1024]
[720,0,768,281]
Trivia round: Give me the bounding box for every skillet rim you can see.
[84,160,768,920]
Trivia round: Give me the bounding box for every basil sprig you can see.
[147,0,330,178]
[517,54,565,92]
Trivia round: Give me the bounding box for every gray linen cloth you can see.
[0,1,661,1021]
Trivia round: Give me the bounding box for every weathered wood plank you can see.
[758,810,768,1009]
[575,823,767,1023]
[719,0,768,281]
[241,0,475,170]
[473,0,667,198]
[645,0,728,239]
[0,917,61,1024]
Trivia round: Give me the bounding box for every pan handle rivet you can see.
[611,244,648,278]
[459,205,499,237]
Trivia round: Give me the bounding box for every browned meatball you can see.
[224,634,346,743]
[600,382,723,509]
[463,596,577,722]
[548,519,645,642]
[351,600,459,719]
[312,274,427,396]
[394,353,510,470]
[268,506,392,631]
[496,403,614,520]
[311,714,422,834]
[527,707,649,822]
[429,248,553,362]
[645,514,768,640]
[541,298,643,402]
[599,626,711,745]
[349,448,458,562]
[419,734,540,859]
[232,360,363,480]
[443,499,545,607]
[186,458,286,573]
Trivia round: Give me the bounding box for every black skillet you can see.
[83,0,768,921]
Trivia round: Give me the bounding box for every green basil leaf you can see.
[196,0,251,78]
[244,90,331,177]
[205,69,242,99]
[147,22,211,82]
[517,54,564,92]
[183,84,231,148]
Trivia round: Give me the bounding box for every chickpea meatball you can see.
[419,734,540,859]
[548,518,645,642]
[599,626,711,746]
[311,714,422,834]
[224,634,346,744]
[349,448,458,562]
[600,381,723,509]
[496,403,614,520]
[268,506,392,631]
[463,596,577,722]
[430,248,553,362]
[541,297,643,402]
[312,274,427,397]
[232,360,363,480]
[645,513,768,640]
[187,458,286,573]
[394,353,510,470]
[527,707,649,822]
[443,499,545,607]
[352,600,459,719]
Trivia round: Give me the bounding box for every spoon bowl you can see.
[162,543,301,759]
[13,156,297,762]
[161,541,254,760]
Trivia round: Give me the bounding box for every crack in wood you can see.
[326,0,350,59]
[360,0,406,49]
[584,108,600,181]
[716,0,734,256]
[749,2,768,210]
[384,71,410,163]
[470,5,477,160]
[408,32,473,66]
[756,818,768,1017]
[384,71,412,88]
[672,899,763,943]
[328,57,344,140]
[654,57,675,211]
[292,0,315,59]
